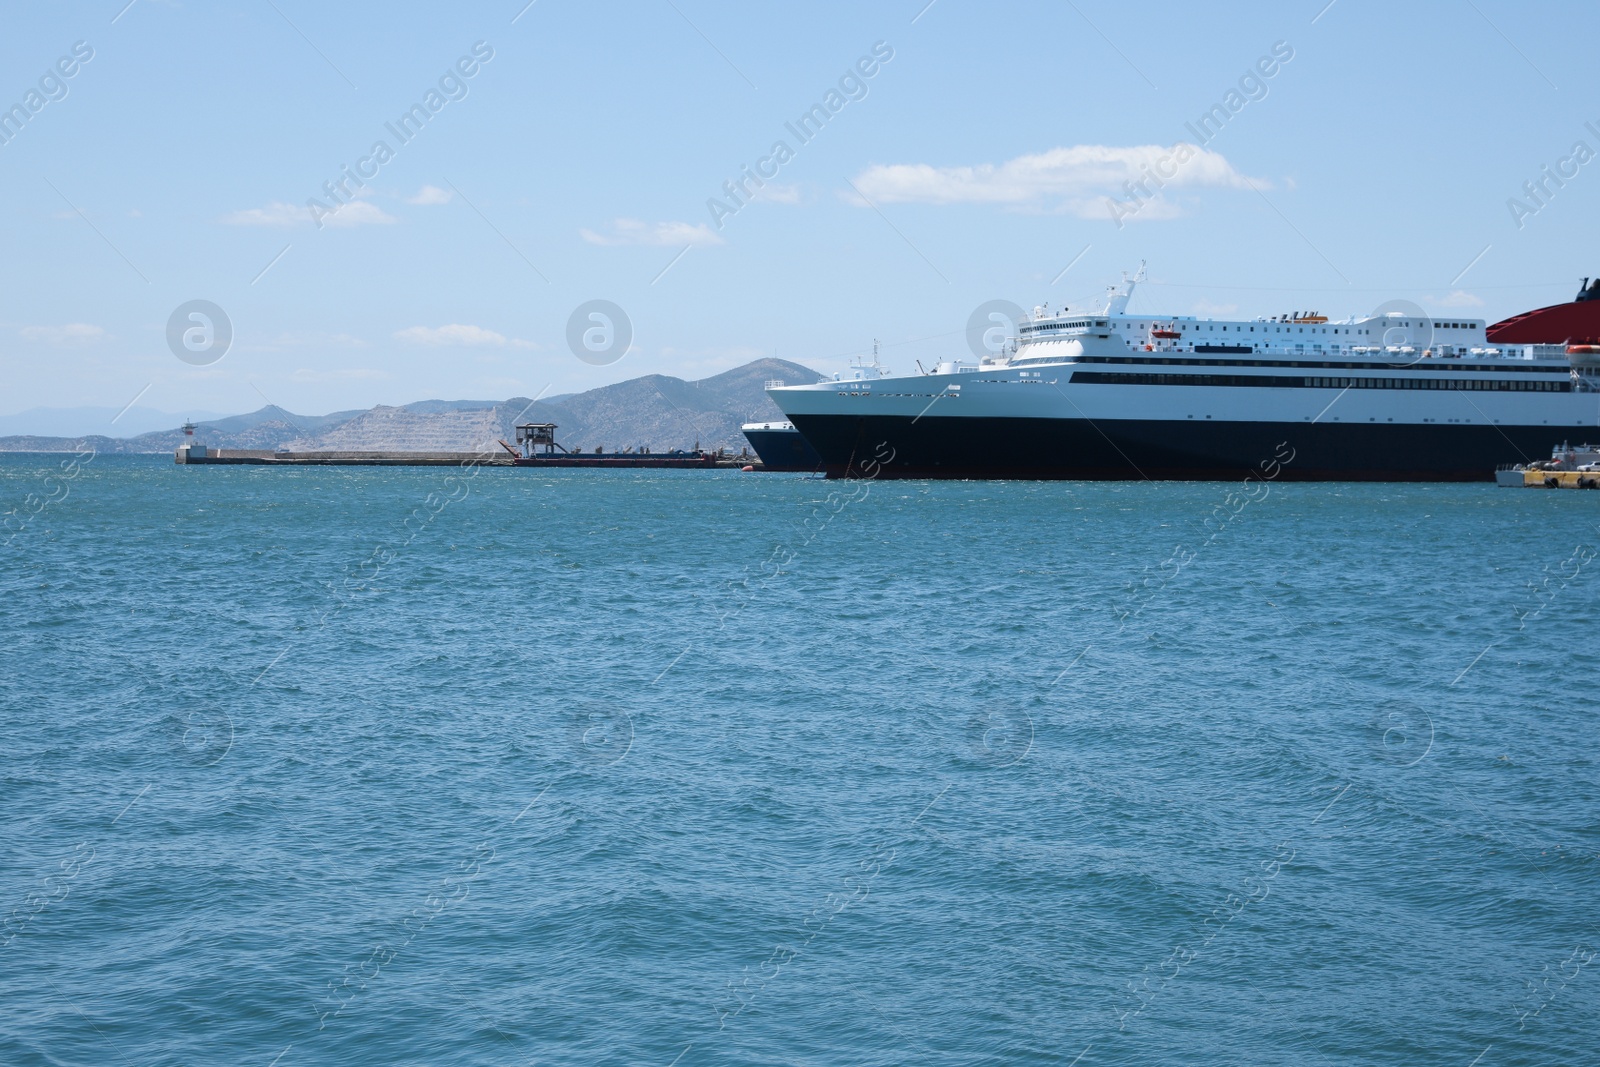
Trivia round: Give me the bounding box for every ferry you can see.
[767,267,1600,481]
[740,415,822,473]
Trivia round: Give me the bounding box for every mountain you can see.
[195,404,367,437]
[521,358,816,453]
[284,405,510,453]
[0,359,819,454]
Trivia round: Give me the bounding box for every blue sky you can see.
[2,0,1597,427]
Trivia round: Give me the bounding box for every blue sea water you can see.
[2,452,1597,1066]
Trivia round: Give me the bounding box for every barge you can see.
[1496,442,1600,488]
[502,423,722,468]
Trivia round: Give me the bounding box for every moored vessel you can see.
[1486,278,1600,346]
[1495,441,1600,487]
[503,423,719,468]
[740,417,822,472]
[768,268,1600,482]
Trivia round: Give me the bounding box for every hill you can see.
[0,359,819,454]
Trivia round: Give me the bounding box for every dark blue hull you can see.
[741,427,823,472]
[788,414,1571,481]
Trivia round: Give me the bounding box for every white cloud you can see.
[1191,300,1240,316]
[394,324,536,349]
[407,185,453,206]
[223,201,309,227]
[580,218,725,247]
[321,200,397,228]
[21,323,106,345]
[223,197,396,228]
[1432,290,1486,308]
[848,144,1260,211]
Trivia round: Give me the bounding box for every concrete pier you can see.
[176,445,514,466]
[174,444,762,469]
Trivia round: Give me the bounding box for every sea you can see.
[2,452,1596,1066]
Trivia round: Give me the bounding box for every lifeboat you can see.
[1151,329,1181,339]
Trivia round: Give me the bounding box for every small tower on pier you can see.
[515,423,563,458]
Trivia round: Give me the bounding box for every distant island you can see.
[0,358,818,455]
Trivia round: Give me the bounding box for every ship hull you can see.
[741,426,823,472]
[788,413,1576,481]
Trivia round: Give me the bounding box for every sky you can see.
[2,0,1598,429]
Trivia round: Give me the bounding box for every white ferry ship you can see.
[767,268,1600,480]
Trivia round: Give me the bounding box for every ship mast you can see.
[1104,261,1147,315]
